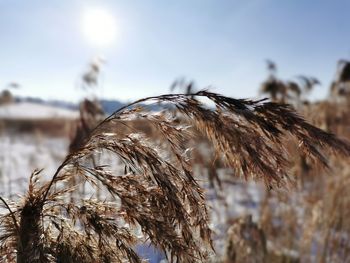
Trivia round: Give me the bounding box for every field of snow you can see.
[0,101,79,120]
[0,133,70,197]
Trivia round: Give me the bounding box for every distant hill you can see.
[99,99,126,115]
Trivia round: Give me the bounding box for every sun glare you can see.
[82,8,117,47]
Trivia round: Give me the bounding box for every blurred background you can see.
[1,0,350,262]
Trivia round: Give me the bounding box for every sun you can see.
[82,8,117,47]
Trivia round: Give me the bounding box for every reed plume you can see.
[1,90,350,262]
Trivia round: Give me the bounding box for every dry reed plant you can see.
[261,61,320,105]
[223,214,267,263]
[259,157,350,263]
[258,99,350,263]
[256,58,350,261]
[220,59,350,263]
[68,98,105,200]
[331,59,350,100]
[1,90,350,262]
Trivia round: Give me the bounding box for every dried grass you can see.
[1,91,350,262]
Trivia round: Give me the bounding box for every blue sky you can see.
[0,0,350,102]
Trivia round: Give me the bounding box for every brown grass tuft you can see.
[0,91,349,262]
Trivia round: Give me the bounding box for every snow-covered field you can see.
[0,133,70,197]
[0,130,263,229]
[0,101,78,120]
